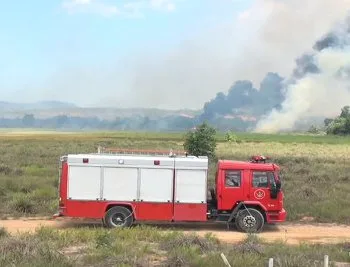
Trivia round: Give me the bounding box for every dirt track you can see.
[1,217,350,245]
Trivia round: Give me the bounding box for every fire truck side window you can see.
[225,170,241,187]
[252,171,270,188]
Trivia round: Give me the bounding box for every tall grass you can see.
[1,226,349,266]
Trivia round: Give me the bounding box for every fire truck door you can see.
[219,169,246,210]
[248,170,280,209]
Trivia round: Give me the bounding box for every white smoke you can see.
[255,47,350,133]
[93,0,350,109]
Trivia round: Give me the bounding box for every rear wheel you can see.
[103,206,133,228]
[235,208,264,233]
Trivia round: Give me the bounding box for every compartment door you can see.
[103,167,138,201]
[137,168,174,221]
[173,169,207,221]
[68,165,101,200]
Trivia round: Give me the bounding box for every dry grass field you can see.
[2,130,348,222]
[0,130,350,266]
[1,225,350,267]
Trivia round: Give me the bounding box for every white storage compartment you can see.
[103,167,138,201]
[174,156,208,204]
[139,168,173,202]
[175,169,207,203]
[65,153,209,204]
[68,165,101,200]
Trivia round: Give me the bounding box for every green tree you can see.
[22,114,35,127]
[324,118,333,127]
[340,105,350,118]
[326,105,350,135]
[183,122,217,159]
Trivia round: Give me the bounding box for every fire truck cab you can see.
[208,157,286,232]
[54,148,286,233]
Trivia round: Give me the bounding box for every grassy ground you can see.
[0,225,349,267]
[0,130,350,224]
[1,130,350,266]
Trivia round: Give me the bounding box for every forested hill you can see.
[0,103,201,131]
[0,99,321,132]
[0,72,289,132]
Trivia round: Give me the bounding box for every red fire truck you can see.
[54,148,286,233]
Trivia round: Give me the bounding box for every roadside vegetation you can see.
[0,225,349,267]
[0,130,350,223]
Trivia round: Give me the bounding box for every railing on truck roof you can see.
[97,146,188,157]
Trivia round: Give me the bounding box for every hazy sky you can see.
[1,0,349,109]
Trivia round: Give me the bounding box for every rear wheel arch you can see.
[105,203,134,214]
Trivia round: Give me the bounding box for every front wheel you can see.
[103,206,134,228]
[235,208,264,233]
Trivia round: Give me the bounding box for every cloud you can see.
[62,0,178,17]
[62,0,119,16]
[150,0,176,11]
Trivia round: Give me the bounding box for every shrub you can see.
[0,235,72,267]
[183,122,217,159]
[160,233,219,253]
[0,165,12,175]
[0,227,8,239]
[9,193,35,214]
[225,131,239,143]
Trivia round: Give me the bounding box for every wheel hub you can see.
[243,215,256,228]
[112,213,125,225]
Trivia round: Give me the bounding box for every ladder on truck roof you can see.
[97,146,188,157]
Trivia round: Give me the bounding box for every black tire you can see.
[103,206,133,228]
[235,208,264,233]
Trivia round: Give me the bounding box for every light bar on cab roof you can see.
[250,155,270,163]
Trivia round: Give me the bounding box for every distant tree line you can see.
[0,113,253,132]
[5,107,350,134]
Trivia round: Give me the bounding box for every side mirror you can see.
[276,180,281,191]
[270,182,279,199]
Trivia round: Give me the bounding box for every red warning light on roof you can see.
[154,160,160,165]
[83,158,89,163]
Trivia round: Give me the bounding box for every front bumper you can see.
[266,208,287,223]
